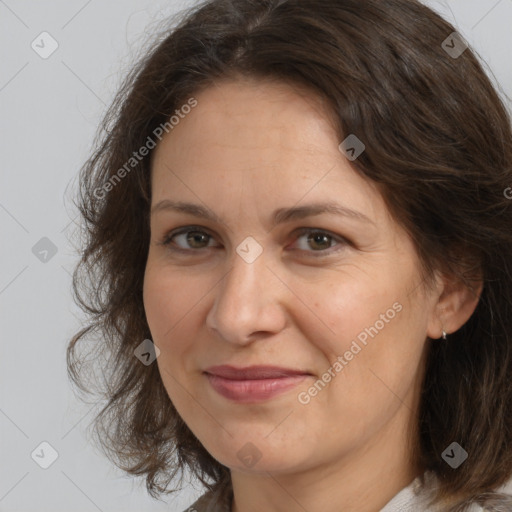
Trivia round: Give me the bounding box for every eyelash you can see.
[158,225,349,258]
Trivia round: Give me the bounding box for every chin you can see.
[201,435,312,475]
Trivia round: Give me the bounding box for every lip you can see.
[205,365,311,379]
[204,365,312,403]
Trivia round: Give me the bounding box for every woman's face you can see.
[143,78,443,475]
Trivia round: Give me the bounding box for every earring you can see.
[442,329,448,340]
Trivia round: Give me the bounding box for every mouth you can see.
[203,365,313,403]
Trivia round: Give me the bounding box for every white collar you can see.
[380,472,485,512]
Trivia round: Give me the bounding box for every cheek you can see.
[143,266,200,410]
[143,271,174,340]
[142,263,215,389]
[143,263,204,341]
[291,269,406,360]
[292,268,425,405]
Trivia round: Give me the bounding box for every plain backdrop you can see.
[1,1,511,511]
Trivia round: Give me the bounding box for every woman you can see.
[67,0,512,510]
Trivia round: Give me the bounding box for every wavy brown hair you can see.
[67,0,512,509]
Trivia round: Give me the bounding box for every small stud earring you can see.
[442,330,448,340]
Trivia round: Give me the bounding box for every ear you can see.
[426,269,483,340]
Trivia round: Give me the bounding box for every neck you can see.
[230,398,422,512]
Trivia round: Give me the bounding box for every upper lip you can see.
[204,365,312,380]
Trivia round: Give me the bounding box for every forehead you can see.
[150,78,389,228]
[155,78,338,157]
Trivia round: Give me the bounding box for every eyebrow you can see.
[150,200,375,227]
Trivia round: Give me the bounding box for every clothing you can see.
[378,473,484,512]
[182,477,232,512]
[181,472,488,512]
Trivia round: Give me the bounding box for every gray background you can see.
[1,0,511,511]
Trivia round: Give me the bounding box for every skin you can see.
[143,77,482,512]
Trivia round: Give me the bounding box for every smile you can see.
[204,365,312,403]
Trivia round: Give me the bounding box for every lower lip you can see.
[205,374,309,403]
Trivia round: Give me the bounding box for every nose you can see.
[206,247,287,346]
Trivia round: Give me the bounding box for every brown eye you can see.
[306,232,333,251]
[289,228,348,257]
[184,231,211,249]
[161,227,219,251]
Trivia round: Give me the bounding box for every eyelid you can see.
[159,225,220,250]
[289,227,348,256]
[159,225,349,256]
